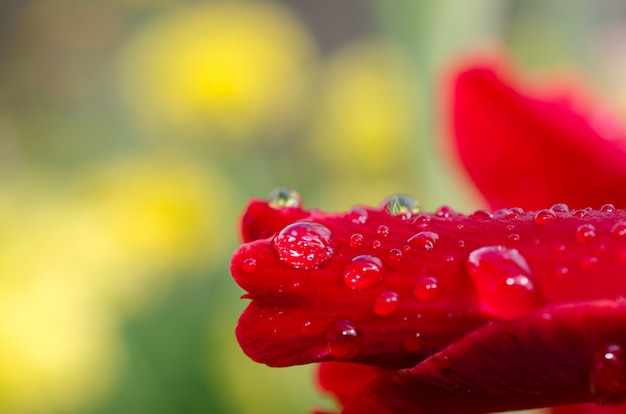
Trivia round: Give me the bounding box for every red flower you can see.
[231,63,626,413]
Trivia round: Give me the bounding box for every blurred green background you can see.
[1,1,625,413]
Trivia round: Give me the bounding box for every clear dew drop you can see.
[534,209,558,226]
[505,207,525,219]
[553,265,569,279]
[273,222,337,270]
[343,255,384,290]
[415,214,432,228]
[374,291,400,316]
[611,222,626,238]
[602,204,617,213]
[347,207,369,225]
[413,276,440,301]
[325,320,363,359]
[407,231,439,250]
[372,240,382,250]
[436,205,455,218]
[465,246,543,320]
[349,233,364,248]
[388,248,403,262]
[242,258,257,273]
[576,224,597,244]
[267,187,302,209]
[381,194,421,219]
[590,344,626,405]
[573,209,588,218]
[470,209,493,219]
[507,233,521,242]
[377,225,390,238]
[551,203,570,213]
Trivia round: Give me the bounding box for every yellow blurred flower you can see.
[309,39,419,176]
[118,1,316,139]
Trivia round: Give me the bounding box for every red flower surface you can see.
[231,63,626,413]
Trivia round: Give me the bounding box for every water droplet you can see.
[402,332,424,352]
[612,222,626,238]
[590,344,626,405]
[373,292,400,316]
[242,258,257,273]
[602,204,617,213]
[347,207,368,224]
[349,233,364,248]
[505,207,525,219]
[573,209,589,218]
[553,265,569,279]
[381,194,421,219]
[267,187,302,209]
[554,243,566,253]
[507,234,521,242]
[372,240,382,249]
[343,255,384,290]
[551,203,569,213]
[407,231,439,250]
[458,240,466,248]
[388,249,403,262]
[470,209,493,219]
[436,206,455,218]
[534,209,558,226]
[413,276,440,301]
[576,224,597,244]
[273,222,337,270]
[377,225,390,238]
[581,256,599,268]
[465,246,543,320]
[415,214,432,228]
[326,320,363,359]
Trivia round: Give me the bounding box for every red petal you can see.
[342,301,626,413]
[452,62,626,210]
[317,362,388,406]
[240,199,310,242]
[232,199,626,369]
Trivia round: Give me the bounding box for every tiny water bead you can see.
[402,332,424,352]
[347,207,368,225]
[377,225,390,238]
[407,231,439,250]
[551,203,569,213]
[343,255,384,290]
[413,276,440,301]
[465,246,543,320]
[507,234,521,242]
[612,221,626,238]
[436,205,455,218]
[388,248,403,262]
[349,233,364,248]
[505,207,525,219]
[589,344,626,405]
[553,265,569,279]
[325,320,363,360]
[534,209,558,226]
[267,187,302,209]
[576,224,597,244]
[573,209,588,218]
[273,222,337,270]
[381,194,421,219]
[242,258,257,273]
[415,214,432,228]
[470,209,493,219]
[602,204,617,213]
[373,291,400,316]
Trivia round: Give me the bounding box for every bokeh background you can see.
[1,1,626,413]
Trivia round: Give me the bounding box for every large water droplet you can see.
[381,194,421,219]
[273,222,337,270]
[465,246,543,320]
[373,291,400,316]
[267,187,302,209]
[576,224,597,244]
[326,320,363,359]
[407,231,439,250]
[534,209,558,226]
[590,344,626,405]
[242,258,257,273]
[343,255,384,290]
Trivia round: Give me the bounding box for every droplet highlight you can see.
[349,233,364,248]
[347,207,368,225]
[267,187,302,209]
[242,258,257,273]
[590,344,626,405]
[343,255,384,290]
[273,222,337,270]
[413,276,440,301]
[465,246,543,320]
[576,224,597,244]
[326,320,363,359]
[612,222,626,238]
